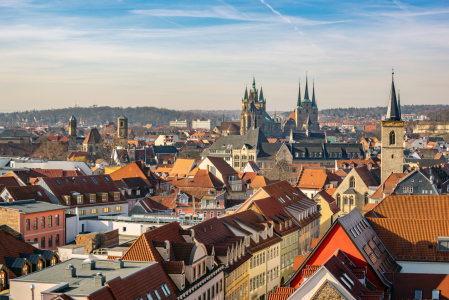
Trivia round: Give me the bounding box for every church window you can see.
[391,154,394,159]
[389,131,395,145]
[344,196,348,205]
[349,177,356,188]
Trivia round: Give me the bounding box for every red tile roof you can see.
[384,272,449,299]
[293,253,309,271]
[109,162,152,186]
[2,185,52,203]
[296,169,328,189]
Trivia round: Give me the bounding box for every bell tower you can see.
[117,114,128,149]
[381,70,404,183]
[68,115,77,153]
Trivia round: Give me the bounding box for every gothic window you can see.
[364,193,369,205]
[349,177,356,188]
[349,196,354,205]
[389,131,395,145]
[344,196,348,205]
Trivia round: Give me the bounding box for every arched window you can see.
[51,256,58,266]
[48,216,52,228]
[48,235,52,248]
[41,216,45,229]
[33,218,38,230]
[41,237,45,249]
[55,214,59,226]
[56,234,60,247]
[364,193,369,205]
[389,131,395,145]
[337,194,341,207]
[349,177,356,188]
[349,196,354,205]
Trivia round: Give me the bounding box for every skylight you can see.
[92,177,98,184]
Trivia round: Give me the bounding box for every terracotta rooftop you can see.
[296,169,328,189]
[169,159,196,177]
[109,162,152,186]
[293,253,309,271]
[370,173,410,199]
[1,185,52,203]
[384,272,449,299]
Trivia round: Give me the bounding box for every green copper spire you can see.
[312,79,317,109]
[304,72,309,100]
[244,85,248,100]
[251,76,256,93]
[259,85,264,102]
[297,79,301,107]
[274,109,277,123]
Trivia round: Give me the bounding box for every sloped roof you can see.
[370,173,409,199]
[2,185,52,203]
[368,218,449,262]
[109,162,152,186]
[205,156,237,175]
[384,272,449,299]
[169,159,196,177]
[0,177,21,189]
[353,165,379,187]
[296,169,328,189]
[83,128,102,144]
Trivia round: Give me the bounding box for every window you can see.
[432,290,440,300]
[344,196,348,205]
[90,194,96,203]
[22,264,29,275]
[63,195,70,205]
[337,194,341,207]
[55,214,59,226]
[41,216,45,229]
[349,177,355,188]
[55,180,61,185]
[90,208,99,214]
[79,210,86,215]
[105,176,110,182]
[102,207,111,213]
[37,260,44,270]
[114,206,123,212]
[349,196,354,205]
[48,216,52,228]
[210,211,214,218]
[26,219,30,231]
[92,177,98,184]
[56,234,60,246]
[114,192,120,200]
[146,294,153,300]
[48,235,53,248]
[389,131,395,145]
[102,193,108,202]
[414,289,423,299]
[437,239,449,251]
[364,193,369,205]
[41,237,45,249]
[82,178,88,183]
[153,289,161,300]
[161,284,171,296]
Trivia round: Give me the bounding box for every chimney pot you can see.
[65,264,76,277]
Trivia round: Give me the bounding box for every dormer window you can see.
[114,192,120,200]
[102,193,108,202]
[136,190,141,196]
[437,237,449,251]
[90,194,96,203]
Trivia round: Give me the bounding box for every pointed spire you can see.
[398,89,401,117]
[311,79,317,108]
[297,79,301,107]
[274,109,277,123]
[252,76,256,89]
[386,69,401,121]
[304,72,309,100]
[259,85,264,102]
[244,85,248,100]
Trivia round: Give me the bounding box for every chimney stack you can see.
[65,264,76,277]
[114,258,124,269]
[82,258,95,270]
[94,272,106,286]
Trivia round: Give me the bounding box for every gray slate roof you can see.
[0,200,64,214]
[209,127,268,151]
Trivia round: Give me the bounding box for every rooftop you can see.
[0,200,65,214]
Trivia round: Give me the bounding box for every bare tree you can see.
[265,158,292,181]
[33,141,67,160]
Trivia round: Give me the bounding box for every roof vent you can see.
[94,272,106,286]
[114,258,124,269]
[82,258,95,270]
[65,264,76,277]
[428,244,433,249]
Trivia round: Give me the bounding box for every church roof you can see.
[83,128,102,144]
[311,80,318,109]
[296,79,301,107]
[386,71,401,121]
[69,115,76,121]
[208,127,269,151]
[265,112,273,123]
[259,86,265,102]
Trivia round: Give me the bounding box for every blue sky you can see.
[1,0,449,112]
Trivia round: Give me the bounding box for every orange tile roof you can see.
[293,253,309,271]
[368,218,449,262]
[370,172,410,199]
[109,162,152,186]
[267,138,278,143]
[249,175,276,190]
[296,169,328,189]
[169,159,196,177]
[311,234,323,248]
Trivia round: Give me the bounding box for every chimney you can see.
[114,258,124,269]
[65,264,76,277]
[82,258,95,270]
[94,272,106,286]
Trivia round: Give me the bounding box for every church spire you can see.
[304,72,309,100]
[398,89,401,117]
[386,70,401,121]
[244,85,248,100]
[259,85,264,102]
[311,79,317,108]
[297,79,301,107]
[274,109,277,123]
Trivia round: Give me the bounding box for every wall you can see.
[186,270,224,300]
[380,121,404,183]
[66,216,77,243]
[248,249,267,300]
[0,207,20,232]
[266,243,281,293]
[9,280,59,300]
[280,232,299,285]
[21,210,66,250]
[75,229,119,248]
[79,219,156,236]
[397,261,449,274]
[333,169,369,213]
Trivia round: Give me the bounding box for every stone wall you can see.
[333,169,370,213]
[0,207,20,232]
[312,281,345,300]
[381,120,404,183]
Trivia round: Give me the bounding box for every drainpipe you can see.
[30,284,35,300]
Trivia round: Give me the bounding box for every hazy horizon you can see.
[1,0,449,112]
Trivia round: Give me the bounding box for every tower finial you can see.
[304,72,309,100]
[386,71,401,121]
[297,78,301,107]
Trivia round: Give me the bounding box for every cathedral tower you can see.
[68,115,77,153]
[381,71,404,183]
[117,114,128,149]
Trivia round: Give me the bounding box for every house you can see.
[129,196,177,215]
[2,169,84,186]
[36,174,128,231]
[332,165,380,214]
[169,158,196,178]
[237,181,320,256]
[114,177,153,211]
[95,158,109,169]
[109,161,161,191]
[295,169,331,199]
[365,195,449,274]
[9,258,177,300]
[0,129,31,144]
[312,190,340,234]
[191,217,251,300]
[82,127,102,155]
[120,222,225,300]
[0,185,52,203]
[0,228,59,292]
[384,273,449,299]
[287,209,401,292]
[0,200,66,250]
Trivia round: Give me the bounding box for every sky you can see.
[1,0,449,112]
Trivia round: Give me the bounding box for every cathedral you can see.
[240,77,282,137]
[283,74,320,132]
[240,75,320,139]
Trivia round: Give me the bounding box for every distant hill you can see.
[0,106,224,127]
